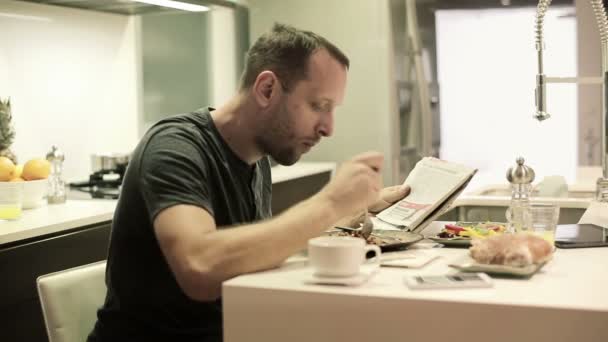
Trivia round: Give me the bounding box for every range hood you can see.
[18,0,243,15]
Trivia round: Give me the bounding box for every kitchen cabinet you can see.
[0,218,112,341]
[0,199,115,340]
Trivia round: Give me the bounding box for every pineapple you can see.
[0,98,17,164]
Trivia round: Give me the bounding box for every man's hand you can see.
[331,184,411,228]
[367,184,411,214]
[318,151,383,219]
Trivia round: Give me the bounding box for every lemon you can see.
[0,156,15,181]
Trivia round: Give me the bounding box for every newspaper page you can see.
[376,157,476,230]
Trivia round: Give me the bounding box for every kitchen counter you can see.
[0,199,117,246]
[453,194,591,209]
[223,221,608,342]
[271,162,335,184]
[0,162,337,246]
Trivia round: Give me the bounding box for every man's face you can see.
[256,49,348,165]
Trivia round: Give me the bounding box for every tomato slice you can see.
[444,224,465,232]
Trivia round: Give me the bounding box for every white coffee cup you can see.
[308,236,381,277]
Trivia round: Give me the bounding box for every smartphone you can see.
[404,272,493,290]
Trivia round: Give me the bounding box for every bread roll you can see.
[469,233,553,267]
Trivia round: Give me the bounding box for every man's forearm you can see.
[188,192,344,298]
[213,193,340,268]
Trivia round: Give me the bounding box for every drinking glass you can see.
[525,203,560,243]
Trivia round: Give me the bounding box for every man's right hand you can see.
[319,151,384,218]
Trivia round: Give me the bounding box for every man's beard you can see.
[269,146,300,166]
[255,102,301,166]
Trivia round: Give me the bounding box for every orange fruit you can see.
[22,158,51,181]
[0,156,15,181]
[9,177,24,182]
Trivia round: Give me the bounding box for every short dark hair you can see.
[239,23,349,92]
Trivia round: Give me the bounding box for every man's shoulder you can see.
[144,109,217,145]
[152,108,211,133]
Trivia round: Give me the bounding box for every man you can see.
[88,23,409,341]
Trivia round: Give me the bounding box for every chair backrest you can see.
[36,260,107,342]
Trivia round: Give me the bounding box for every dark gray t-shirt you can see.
[89,108,272,341]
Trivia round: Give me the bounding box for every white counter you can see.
[453,194,591,209]
[0,162,337,246]
[223,222,608,342]
[0,199,117,245]
[271,162,335,184]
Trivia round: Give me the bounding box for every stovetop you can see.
[68,170,123,200]
[68,186,120,200]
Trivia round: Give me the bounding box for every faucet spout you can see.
[534,0,552,121]
[535,0,608,201]
[534,74,550,121]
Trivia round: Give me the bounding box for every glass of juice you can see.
[0,182,24,220]
[526,203,560,244]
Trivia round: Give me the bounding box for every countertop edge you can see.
[0,212,114,246]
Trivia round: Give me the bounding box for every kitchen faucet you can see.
[534,0,608,202]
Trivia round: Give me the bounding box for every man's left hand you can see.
[368,185,411,214]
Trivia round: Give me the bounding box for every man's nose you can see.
[317,112,334,137]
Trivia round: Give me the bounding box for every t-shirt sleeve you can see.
[138,125,214,223]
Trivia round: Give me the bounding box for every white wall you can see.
[576,0,602,167]
[436,7,577,189]
[210,7,237,105]
[0,0,139,182]
[248,0,399,185]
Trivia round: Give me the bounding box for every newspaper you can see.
[376,157,477,232]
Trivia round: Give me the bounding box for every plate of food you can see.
[428,221,507,247]
[449,232,554,278]
[326,228,424,252]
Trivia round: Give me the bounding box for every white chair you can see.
[36,260,107,342]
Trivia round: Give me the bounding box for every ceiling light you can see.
[0,12,52,21]
[132,0,210,12]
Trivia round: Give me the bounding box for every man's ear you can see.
[252,71,280,108]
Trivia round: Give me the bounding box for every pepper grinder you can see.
[505,157,535,233]
[46,145,66,204]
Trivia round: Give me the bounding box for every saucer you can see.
[303,267,378,286]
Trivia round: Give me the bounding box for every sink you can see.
[470,184,596,199]
[438,195,590,224]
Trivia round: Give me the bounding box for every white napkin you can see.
[578,201,608,228]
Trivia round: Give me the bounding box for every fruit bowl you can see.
[22,179,48,209]
[0,155,51,210]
